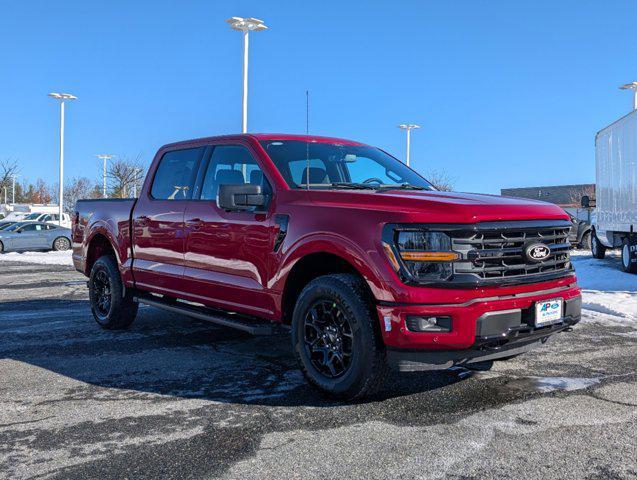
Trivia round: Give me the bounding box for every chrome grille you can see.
[451,222,572,282]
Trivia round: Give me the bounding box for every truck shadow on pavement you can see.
[0,299,470,407]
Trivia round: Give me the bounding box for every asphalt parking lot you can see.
[1,259,636,479]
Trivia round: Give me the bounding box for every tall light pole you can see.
[226,16,268,133]
[11,174,19,204]
[620,82,637,111]
[398,124,420,167]
[49,92,77,225]
[96,154,113,198]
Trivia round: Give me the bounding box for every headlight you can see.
[383,230,459,283]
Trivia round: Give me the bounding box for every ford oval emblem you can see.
[525,243,551,262]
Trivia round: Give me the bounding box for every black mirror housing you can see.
[218,184,267,211]
[581,195,590,208]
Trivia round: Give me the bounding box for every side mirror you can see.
[218,184,268,211]
[581,195,590,208]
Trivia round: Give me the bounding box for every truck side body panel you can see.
[595,109,637,244]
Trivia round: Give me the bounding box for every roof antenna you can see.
[305,90,310,190]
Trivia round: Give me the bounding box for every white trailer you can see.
[591,109,637,272]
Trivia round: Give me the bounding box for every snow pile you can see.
[572,251,637,328]
[0,250,73,266]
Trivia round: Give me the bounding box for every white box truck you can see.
[591,109,637,273]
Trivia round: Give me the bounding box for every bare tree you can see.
[107,156,145,198]
[0,159,19,202]
[64,177,101,214]
[425,169,455,192]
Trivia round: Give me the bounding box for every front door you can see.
[183,144,276,318]
[132,146,206,296]
[15,223,48,250]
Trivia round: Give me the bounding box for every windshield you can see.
[24,213,41,220]
[0,222,16,230]
[260,140,434,190]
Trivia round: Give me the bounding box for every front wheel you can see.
[591,231,606,259]
[89,255,138,329]
[621,239,637,273]
[579,231,592,251]
[291,274,389,401]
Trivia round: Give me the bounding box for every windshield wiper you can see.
[329,182,379,190]
[376,183,426,191]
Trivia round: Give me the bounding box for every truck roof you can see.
[161,133,367,150]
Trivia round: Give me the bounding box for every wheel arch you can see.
[277,236,388,325]
[85,232,119,275]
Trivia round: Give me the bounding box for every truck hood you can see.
[306,189,569,224]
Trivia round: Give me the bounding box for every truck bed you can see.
[72,198,137,276]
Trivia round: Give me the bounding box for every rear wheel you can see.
[591,231,606,259]
[291,273,389,401]
[52,236,71,251]
[89,255,138,329]
[621,239,637,273]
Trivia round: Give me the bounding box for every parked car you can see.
[567,212,592,250]
[73,134,582,400]
[22,212,72,229]
[0,221,71,253]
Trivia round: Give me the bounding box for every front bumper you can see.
[377,283,581,370]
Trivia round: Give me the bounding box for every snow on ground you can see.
[0,250,73,266]
[571,250,637,328]
[0,248,634,328]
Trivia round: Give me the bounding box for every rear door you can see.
[182,143,277,317]
[132,146,206,296]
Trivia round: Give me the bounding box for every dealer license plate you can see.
[534,298,563,326]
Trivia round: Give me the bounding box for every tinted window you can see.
[200,145,271,201]
[20,224,45,232]
[260,140,433,190]
[150,147,204,200]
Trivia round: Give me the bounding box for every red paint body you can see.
[73,134,581,351]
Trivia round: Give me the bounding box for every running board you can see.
[134,295,282,336]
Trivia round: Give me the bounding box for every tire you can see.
[52,236,71,251]
[88,255,138,329]
[621,239,637,274]
[579,231,592,251]
[291,273,389,401]
[591,231,606,259]
[0,240,3,253]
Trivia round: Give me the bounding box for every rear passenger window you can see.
[151,147,204,200]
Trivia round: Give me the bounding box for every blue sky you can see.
[1,0,635,194]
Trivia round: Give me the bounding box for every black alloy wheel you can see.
[303,300,354,378]
[92,269,112,319]
[88,255,138,329]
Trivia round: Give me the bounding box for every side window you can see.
[200,145,271,201]
[150,147,204,200]
[288,159,329,186]
[42,215,52,222]
[21,224,42,232]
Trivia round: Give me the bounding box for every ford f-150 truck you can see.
[73,134,581,400]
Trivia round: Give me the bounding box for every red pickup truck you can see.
[73,134,581,400]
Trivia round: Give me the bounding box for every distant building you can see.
[501,184,595,217]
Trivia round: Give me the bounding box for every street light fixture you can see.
[48,92,77,225]
[619,82,637,111]
[398,124,420,167]
[226,16,268,133]
[95,154,114,198]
